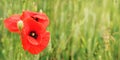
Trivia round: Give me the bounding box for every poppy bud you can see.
[17,20,24,31]
[39,9,43,13]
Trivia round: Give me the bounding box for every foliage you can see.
[0,0,120,60]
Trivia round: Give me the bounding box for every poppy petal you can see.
[28,31,50,54]
[24,17,45,34]
[21,36,30,50]
[27,36,39,45]
[40,31,50,47]
[4,14,21,32]
[21,11,49,28]
[33,13,49,28]
[28,44,44,54]
[21,11,37,20]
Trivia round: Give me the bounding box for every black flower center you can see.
[31,16,39,22]
[29,31,38,39]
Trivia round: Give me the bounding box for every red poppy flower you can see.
[4,11,50,54]
[4,14,21,33]
[21,11,49,28]
[21,18,50,54]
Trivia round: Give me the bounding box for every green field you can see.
[0,0,120,60]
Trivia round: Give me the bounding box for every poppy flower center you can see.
[31,17,39,22]
[29,31,38,39]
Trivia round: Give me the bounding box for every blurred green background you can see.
[0,0,120,60]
